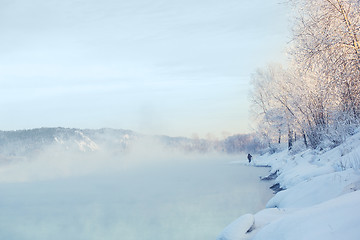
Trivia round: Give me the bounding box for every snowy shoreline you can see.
[217,130,360,240]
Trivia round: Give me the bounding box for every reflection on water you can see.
[0,155,272,240]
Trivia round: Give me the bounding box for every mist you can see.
[0,139,272,240]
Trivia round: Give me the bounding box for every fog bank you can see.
[0,147,272,239]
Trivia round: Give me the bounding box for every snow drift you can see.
[219,129,360,240]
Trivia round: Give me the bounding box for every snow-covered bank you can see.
[218,130,360,240]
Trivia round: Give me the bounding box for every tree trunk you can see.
[303,132,308,148]
[278,129,281,144]
[288,127,293,150]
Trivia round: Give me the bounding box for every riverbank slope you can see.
[218,129,360,240]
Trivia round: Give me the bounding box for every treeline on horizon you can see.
[0,127,264,157]
[250,0,360,151]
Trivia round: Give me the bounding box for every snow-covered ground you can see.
[218,129,360,240]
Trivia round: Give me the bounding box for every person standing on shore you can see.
[247,153,252,163]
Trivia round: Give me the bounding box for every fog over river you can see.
[0,153,272,240]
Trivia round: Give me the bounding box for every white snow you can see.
[254,190,360,240]
[217,214,254,240]
[220,129,360,240]
[266,169,360,208]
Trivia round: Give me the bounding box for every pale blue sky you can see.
[0,0,289,138]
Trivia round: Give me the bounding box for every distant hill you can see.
[0,128,263,161]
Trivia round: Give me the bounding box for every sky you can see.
[0,0,290,138]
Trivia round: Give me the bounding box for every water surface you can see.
[0,155,272,240]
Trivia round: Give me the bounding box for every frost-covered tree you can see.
[290,0,360,120]
[251,64,301,150]
[250,0,360,150]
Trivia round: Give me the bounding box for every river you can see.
[0,155,272,240]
